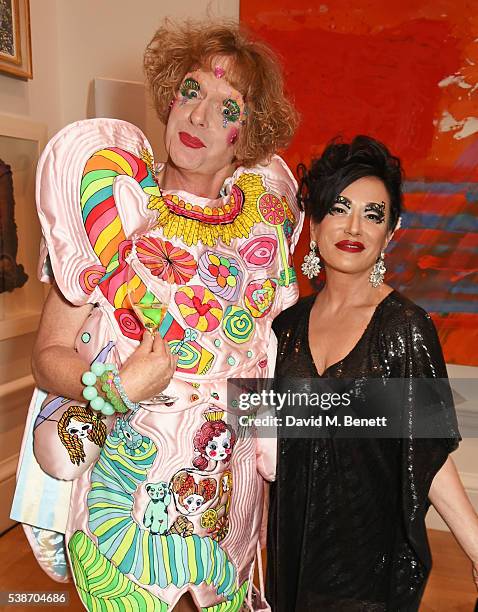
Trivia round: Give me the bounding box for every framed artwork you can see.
[0,0,32,79]
[241,1,478,367]
[0,115,46,340]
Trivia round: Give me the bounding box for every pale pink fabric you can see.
[28,119,303,610]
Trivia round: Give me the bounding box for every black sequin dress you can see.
[266,291,459,612]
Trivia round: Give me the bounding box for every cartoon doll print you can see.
[199,470,233,543]
[114,415,145,456]
[171,471,217,515]
[57,406,107,465]
[192,408,237,471]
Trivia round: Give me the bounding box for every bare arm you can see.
[32,284,94,401]
[428,455,478,589]
[32,284,177,403]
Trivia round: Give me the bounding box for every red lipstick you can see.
[335,240,365,252]
[179,131,206,149]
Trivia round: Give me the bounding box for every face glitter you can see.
[334,195,351,207]
[228,127,239,145]
[329,195,386,224]
[328,195,352,215]
[214,66,226,79]
[175,70,246,132]
[222,99,241,127]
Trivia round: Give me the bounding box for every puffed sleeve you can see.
[35,118,158,306]
[255,155,304,314]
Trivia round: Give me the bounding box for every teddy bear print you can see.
[143,481,171,535]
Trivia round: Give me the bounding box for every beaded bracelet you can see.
[81,362,118,416]
[112,373,140,413]
[99,370,128,414]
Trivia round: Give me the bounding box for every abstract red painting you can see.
[241,0,478,365]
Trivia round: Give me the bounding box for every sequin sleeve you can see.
[382,302,460,590]
[380,302,459,444]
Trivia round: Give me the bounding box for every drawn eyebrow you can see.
[364,201,386,208]
[334,195,351,207]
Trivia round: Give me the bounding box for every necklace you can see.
[147,172,265,247]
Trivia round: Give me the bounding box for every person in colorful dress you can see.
[12,21,303,612]
[267,135,478,611]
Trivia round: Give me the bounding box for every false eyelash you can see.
[328,205,347,215]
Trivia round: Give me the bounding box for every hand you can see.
[119,333,178,403]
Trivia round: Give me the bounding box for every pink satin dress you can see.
[14,119,304,611]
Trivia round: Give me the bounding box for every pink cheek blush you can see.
[209,450,217,457]
[228,127,239,145]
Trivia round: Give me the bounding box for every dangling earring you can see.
[301,240,321,279]
[369,251,386,287]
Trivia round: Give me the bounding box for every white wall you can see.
[0,0,239,137]
[0,0,62,532]
[55,0,239,128]
[0,0,62,134]
[0,0,239,533]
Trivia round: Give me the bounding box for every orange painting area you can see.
[433,314,478,367]
[241,0,478,366]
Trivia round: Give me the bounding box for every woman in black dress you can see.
[267,136,478,611]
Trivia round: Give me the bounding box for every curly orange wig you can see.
[144,20,299,167]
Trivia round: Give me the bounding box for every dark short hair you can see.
[299,135,403,231]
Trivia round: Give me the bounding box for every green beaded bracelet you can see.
[81,362,116,416]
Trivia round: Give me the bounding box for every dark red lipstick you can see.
[179,131,206,149]
[335,240,365,252]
